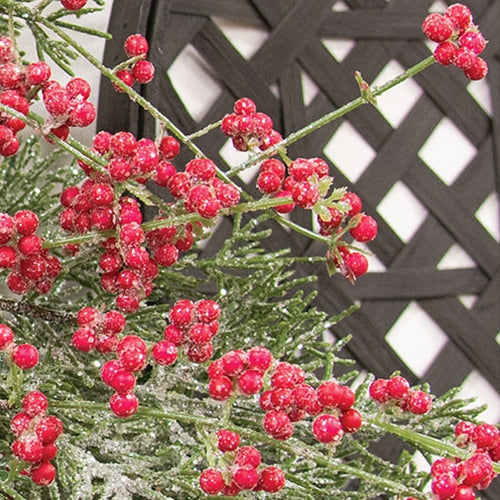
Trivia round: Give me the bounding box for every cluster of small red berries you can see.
[72,306,126,353]
[166,157,241,219]
[164,298,222,364]
[422,3,488,80]
[0,35,96,156]
[199,430,285,495]
[262,374,362,444]
[221,97,282,152]
[207,346,274,401]
[368,375,433,415]
[207,349,362,445]
[60,0,87,9]
[0,210,61,295]
[10,391,63,486]
[428,421,499,499]
[114,34,155,89]
[0,323,39,370]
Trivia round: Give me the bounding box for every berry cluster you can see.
[429,421,500,499]
[207,349,362,445]
[208,347,274,401]
[199,430,285,495]
[10,391,63,486]
[164,298,222,364]
[114,34,155,89]
[72,306,126,353]
[0,211,61,295]
[256,156,377,280]
[0,323,39,370]
[221,97,282,152]
[422,3,488,80]
[166,157,241,219]
[369,375,433,415]
[0,35,96,156]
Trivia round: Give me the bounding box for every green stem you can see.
[0,482,27,500]
[232,55,436,176]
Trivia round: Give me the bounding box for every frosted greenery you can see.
[0,1,497,499]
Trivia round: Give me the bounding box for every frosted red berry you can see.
[350,214,378,242]
[12,343,39,370]
[258,466,285,493]
[217,429,240,452]
[233,465,259,490]
[124,34,149,57]
[208,375,234,401]
[23,391,48,417]
[152,340,178,366]
[30,461,57,486]
[0,323,14,349]
[109,392,139,417]
[422,13,454,43]
[312,414,343,444]
[199,468,225,495]
[61,0,87,9]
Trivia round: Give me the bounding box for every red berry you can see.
[30,461,57,486]
[452,485,476,500]
[61,0,87,9]
[247,346,273,372]
[114,69,135,91]
[12,343,39,369]
[262,410,293,440]
[238,370,264,395]
[233,97,256,115]
[169,299,194,326]
[10,412,32,437]
[12,435,44,463]
[186,342,213,363]
[199,468,225,495]
[14,210,38,235]
[100,359,122,386]
[350,214,378,242]
[72,327,96,352]
[258,466,285,493]
[317,381,344,408]
[131,60,155,84]
[235,446,261,468]
[124,34,149,57]
[221,350,247,377]
[464,56,488,80]
[0,323,14,349]
[431,473,457,499]
[472,423,500,450]
[343,251,369,277]
[340,408,362,433]
[159,136,180,159]
[422,13,454,43]
[434,41,457,66]
[257,170,282,194]
[23,390,48,417]
[0,36,14,63]
[216,429,240,452]
[208,375,234,401]
[35,415,63,445]
[233,465,259,490]
[445,3,473,33]
[152,340,178,366]
[109,369,136,394]
[459,30,486,55]
[431,458,457,477]
[109,392,139,417]
[453,47,476,71]
[290,180,320,209]
[312,414,344,444]
[25,62,51,86]
[386,375,410,399]
[406,390,432,414]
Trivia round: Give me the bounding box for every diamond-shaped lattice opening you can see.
[322,38,355,63]
[475,192,500,243]
[323,121,376,183]
[437,243,476,270]
[377,181,428,243]
[458,370,500,423]
[212,17,268,60]
[301,70,320,106]
[418,117,477,186]
[467,78,493,117]
[218,139,256,183]
[167,44,222,122]
[370,60,423,128]
[385,301,448,378]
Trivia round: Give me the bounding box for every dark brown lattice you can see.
[98,1,500,495]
